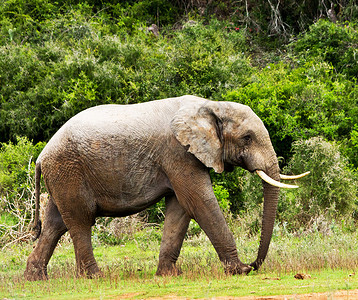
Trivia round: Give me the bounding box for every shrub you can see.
[292,19,358,79]
[0,137,45,247]
[213,184,230,215]
[60,71,99,120]
[223,60,358,167]
[0,17,253,143]
[93,214,149,246]
[0,136,45,199]
[278,137,358,230]
[112,0,180,29]
[224,137,358,233]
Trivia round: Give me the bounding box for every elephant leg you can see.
[171,170,252,275]
[50,187,101,278]
[156,195,191,276]
[24,197,67,281]
[67,224,101,278]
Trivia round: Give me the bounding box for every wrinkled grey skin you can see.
[24,95,280,281]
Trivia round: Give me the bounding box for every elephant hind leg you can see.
[24,197,67,281]
[156,195,191,276]
[68,224,102,278]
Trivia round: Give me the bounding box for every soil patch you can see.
[229,289,358,299]
[112,289,358,299]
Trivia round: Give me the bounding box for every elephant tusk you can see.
[280,171,310,180]
[256,170,299,189]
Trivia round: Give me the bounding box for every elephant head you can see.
[171,98,308,270]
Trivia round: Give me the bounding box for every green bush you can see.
[0,136,45,199]
[278,137,358,229]
[210,167,250,215]
[0,137,45,246]
[113,0,180,29]
[292,19,358,79]
[223,60,358,167]
[213,184,230,215]
[0,0,57,45]
[0,17,252,143]
[225,137,358,233]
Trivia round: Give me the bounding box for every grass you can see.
[0,226,358,299]
[19,270,353,299]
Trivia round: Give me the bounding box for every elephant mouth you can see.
[255,170,310,189]
[234,155,251,171]
[224,162,235,172]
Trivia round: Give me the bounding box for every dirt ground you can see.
[115,289,358,299]
[232,289,358,299]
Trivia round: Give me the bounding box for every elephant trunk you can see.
[251,162,280,271]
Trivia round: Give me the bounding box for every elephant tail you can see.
[31,161,42,241]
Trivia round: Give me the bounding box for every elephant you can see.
[24,95,308,281]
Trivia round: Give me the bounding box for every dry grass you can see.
[0,160,37,249]
[0,236,357,299]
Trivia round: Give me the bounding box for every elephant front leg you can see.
[193,201,252,275]
[171,171,252,275]
[156,195,191,276]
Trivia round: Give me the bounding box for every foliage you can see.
[1,0,358,251]
[0,14,251,143]
[223,59,358,166]
[292,19,358,79]
[0,137,45,246]
[278,137,358,229]
[0,136,44,199]
[112,0,181,29]
[172,0,358,39]
[213,184,231,215]
[210,167,256,216]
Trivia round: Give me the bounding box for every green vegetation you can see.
[0,228,357,298]
[0,0,358,297]
[0,136,44,198]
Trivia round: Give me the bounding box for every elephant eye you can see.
[243,135,251,141]
[243,135,252,144]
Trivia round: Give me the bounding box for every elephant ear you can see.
[171,102,224,173]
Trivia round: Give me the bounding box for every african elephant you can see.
[24,95,308,281]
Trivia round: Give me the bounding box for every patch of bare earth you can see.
[111,289,358,299]
[233,289,358,299]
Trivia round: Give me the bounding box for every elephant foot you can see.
[24,263,48,281]
[250,260,262,271]
[84,270,104,279]
[78,262,103,279]
[156,263,182,276]
[225,263,252,275]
